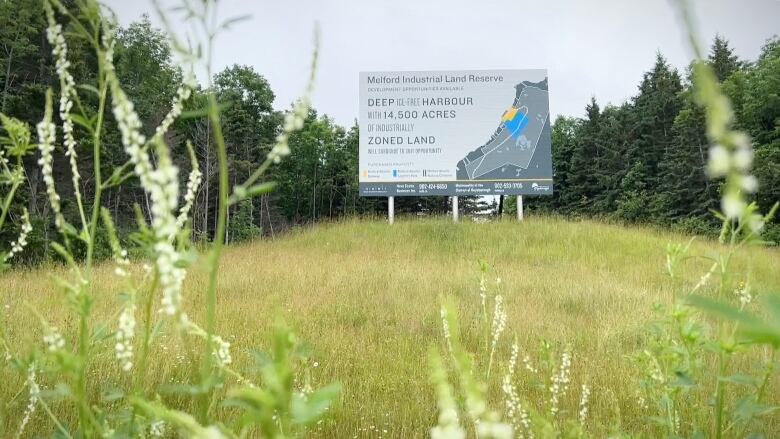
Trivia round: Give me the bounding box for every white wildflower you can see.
[43,326,65,352]
[549,350,571,417]
[578,383,591,425]
[721,191,746,219]
[645,351,665,383]
[508,340,518,373]
[4,209,32,262]
[479,275,487,314]
[212,335,232,367]
[487,295,507,378]
[104,29,188,316]
[176,162,202,230]
[431,351,466,439]
[490,296,507,344]
[157,242,186,315]
[37,96,64,231]
[635,390,648,410]
[733,281,752,306]
[475,419,513,439]
[45,6,85,229]
[739,175,758,193]
[502,341,521,433]
[112,246,130,278]
[440,306,453,355]
[17,363,40,438]
[153,72,195,143]
[707,144,730,177]
[501,349,531,439]
[150,420,166,437]
[269,98,310,163]
[691,263,718,293]
[732,146,753,172]
[116,304,136,371]
[747,212,765,233]
[522,354,537,374]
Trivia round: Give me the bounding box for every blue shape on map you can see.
[504,112,529,138]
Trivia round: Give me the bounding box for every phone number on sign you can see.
[418,183,448,190]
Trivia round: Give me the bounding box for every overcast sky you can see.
[105,0,780,127]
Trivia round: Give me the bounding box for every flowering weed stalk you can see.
[44,1,88,233]
[629,2,780,437]
[0,0,338,437]
[435,272,594,438]
[436,301,512,438]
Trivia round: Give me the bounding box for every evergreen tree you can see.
[708,34,743,82]
[566,98,602,213]
[655,92,717,222]
[535,115,579,212]
[738,38,780,229]
[655,37,744,225]
[618,53,683,221]
[590,104,633,214]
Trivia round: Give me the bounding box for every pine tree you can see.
[708,34,743,82]
[654,37,744,225]
[738,38,780,229]
[566,98,602,213]
[533,116,579,212]
[619,53,683,221]
[590,104,633,214]
[656,92,718,221]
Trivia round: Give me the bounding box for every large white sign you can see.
[359,69,553,196]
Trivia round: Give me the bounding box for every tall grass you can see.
[1,0,779,437]
[2,217,779,436]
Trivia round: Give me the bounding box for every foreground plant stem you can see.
[85,59,108,275]
[76,20,110,435]
[136,271,160,391]
[0,159,22,231]
[713,223,737,439]
[199,92,229,422]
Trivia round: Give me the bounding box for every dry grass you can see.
[1,216,779,437]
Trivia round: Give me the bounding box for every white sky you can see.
[105,0,780,127]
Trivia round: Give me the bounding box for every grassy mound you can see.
[2,216,779,436]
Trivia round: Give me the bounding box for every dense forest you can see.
[525,36,780,241]
[1,0,779,264]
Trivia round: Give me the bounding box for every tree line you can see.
[511,35,780,241]
[1,1,779,265]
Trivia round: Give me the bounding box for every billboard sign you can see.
[359,69,553,196]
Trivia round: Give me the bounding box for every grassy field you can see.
[1,216,779,437]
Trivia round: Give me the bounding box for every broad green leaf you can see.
[101,387,125,402]
[291,382,341,426]
[718,374,759,387]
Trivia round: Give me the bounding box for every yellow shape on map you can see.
[502,107,519,122]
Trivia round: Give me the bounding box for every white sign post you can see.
[452,196,459,222]
[517,195,524,222]
[388,196,394,225]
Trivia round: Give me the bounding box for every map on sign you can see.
[457,78,549,181]
[358,69,552,197]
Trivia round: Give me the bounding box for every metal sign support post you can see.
[388,196,395,225]
[517,195,524,221]
[452,196,459,222]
